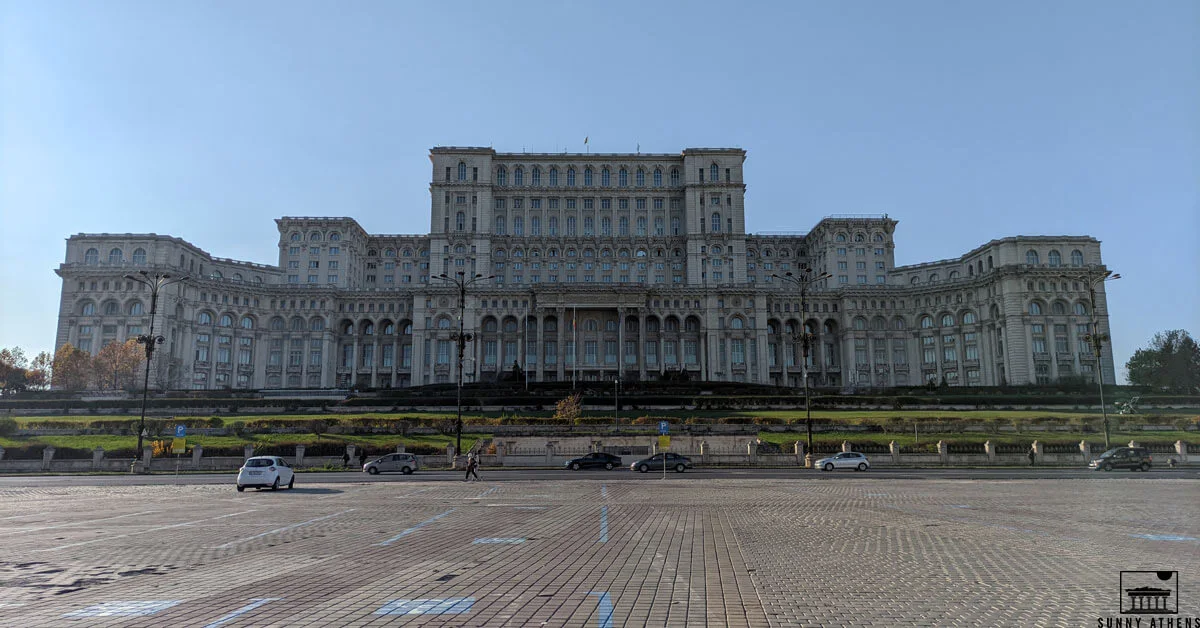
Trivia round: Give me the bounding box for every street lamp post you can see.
[123,270,189,468]
[773,268,832,467]
[1080,269,1120,448]
[434,272,493,456]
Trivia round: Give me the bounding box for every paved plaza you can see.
[0,473,1196,626]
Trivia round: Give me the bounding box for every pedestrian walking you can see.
[343,451,350,469]
[1028,450,1036,467]
[465,454,480,482]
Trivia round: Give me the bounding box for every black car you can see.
[630,452,693,473]
[1089,447,1153,471]
[564,452,623,470]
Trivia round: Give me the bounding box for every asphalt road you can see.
[1,466,1197,486]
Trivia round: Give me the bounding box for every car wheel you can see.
[571,462,582,470]
[857,463,868,471]
[1140,462,1150,472]
[605,462,614,470]
[824,463,834,472]
[1103,463,1113,472]
[674,464,686,473]
[367,467,379,475]
[638,464,649,473]
[271,477,280,491]
[287,476,294,489]
[401,467,413,475]
[236,485,244,492]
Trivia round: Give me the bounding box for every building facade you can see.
[53,147,1117,390]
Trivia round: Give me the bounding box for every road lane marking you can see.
[203,598,281,627]
[599,506,608,543]
[588,592,614,628]
[395,488,433,498]
[472,538,526,544]
[374,598,474,615]
[469,487,498,499]
[0,512,51,521]
[37,511,257,552]
[63,601,180,617]
[212,510,354,549]
[0,511,161,537]
[376,509,455,546]
[1130,534,1198,542]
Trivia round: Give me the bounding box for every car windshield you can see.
[1098,449,1119,458]
[245,459,273,467]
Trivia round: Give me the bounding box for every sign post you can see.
[657,422,669,480]
[172,425,186,478]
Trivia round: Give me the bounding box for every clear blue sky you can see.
[2,0,1197,381]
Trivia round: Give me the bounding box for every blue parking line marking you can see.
[1130,534,1198,542]
[588,592,614,628]
[375,598,475,615]
[376,509,455,546]
[63,601,181,617]
[471,487,498,499]
[601,484,607,498]
[203,598,281,628]
[599,506,608,543]
[473,537,526,544]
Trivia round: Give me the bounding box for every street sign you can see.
[171,438,186,454]
[658,421,669,435]
[174,424,186,438]
[657,435,670,450]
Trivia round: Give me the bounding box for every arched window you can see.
[505,319,520,333]
[310,318,325,331]
[911,277,919,285]
[853,317,867,330]
[198,312,213,325]
[1074,303,1088,316]
[438,318,452,329]
[132,248,147,265]
[836,233,847,242]
[929,273,939,283]
[1048,250,1061,267]
[270,317,284,330]
[1026,250,1039,265]
[290,232,301,241]
[108,248,123,264]
[219,314,233,327]
[874,233,884,242]
[329,232,341,241]
[531,166,540,186]
[636,169,645,186]
[1029,302,1042,315]
[129,302,144,315]
[893,317,906,330]
[84,248,99,264]
[1052,301,1066,315]
[653,168,662,187]
[1071,250,1084,267]
[496,167,507,186]
[584,167,593,186]
[383,322,395,335]
[495,216,505,235]
[941,314,954,327]
[585,319,599,331]
[871,317,886,330]
[81,302,95,315]
[711,213,721,233]
[513,166,523,186]
[710,163,719,182]
[601,167,610,186]
[458,162,467,180]
[240,316,254,329]
[456,212,465,231]
[731,317,744,330]
[310,232,321,241]
[618,168,628,187]
[483,318,498,332]
[549,167,558,186]
[212,271,222,279]
[854,233,865,242]
[987,255,994,269]
[363,322,374,335]
[963,311,977,324]
[919,315,934,329]
[567,168,576,186]
[670,168,679,186]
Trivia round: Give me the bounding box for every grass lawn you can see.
[755,430,1198,448]
[0,433,479,453]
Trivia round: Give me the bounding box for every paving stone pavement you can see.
[0,476,1196,626]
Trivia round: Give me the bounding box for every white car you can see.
[237,456,295,491]
[815,452,871,472]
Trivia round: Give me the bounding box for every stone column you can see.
[936,440,948,465]
[984,440,995,464]
[495,441,504,466]
[446,444,456,468]
[1174,440,1187,464]
[793,441,804,465]
[535,314,545,383]
[1079,440,1091,462]
[42,446,56,471]
[0,446,5,461]
[92,447,105,471]
[192,444,204,469]
[889,440,900,465]
[747,440,757,465]
[243,444,254,460]
[545,441,555,465]
[637,311,647,381]
[395,443,406,454]
[1127,440,1139,448]
[617,307,625,376]
[841,440,852,453]
[142,446,153,473]
[557,307,567,381]
[1031,440,1043,464]
[294,444,305,467]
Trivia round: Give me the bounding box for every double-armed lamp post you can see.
[434,271,494,456]
[773,268,832,467]
[123,270,189,464]
[1079,269,1120,449]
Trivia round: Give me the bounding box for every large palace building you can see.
[53,147,1117,390]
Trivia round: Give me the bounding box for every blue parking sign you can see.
[658,421,669,435]
[175,424,186,438]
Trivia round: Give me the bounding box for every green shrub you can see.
[0,417,19,436]
[207,416,224,428]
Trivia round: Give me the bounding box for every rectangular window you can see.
[684,340,698,364]
[922,337,936,364]
[646,342,658,366]
[544,341,557,365]
[382,344,394,367]
[585,340,598,365]
[401,344,412,368]
[604,340,617,365]
[436,340,450,365]
[732,339,745,365]
[892,339,907,365]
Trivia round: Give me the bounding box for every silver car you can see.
[815,452,871,471]
[364,452,419,475]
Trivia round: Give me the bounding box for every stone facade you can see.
[52,146,1116,390]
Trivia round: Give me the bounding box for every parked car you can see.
[236,456,295,491]
[1089,447,1153,471]
[630,452,693,473]
[364,452,420,475]
[814,452,871,471]
[564,452,623,470]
